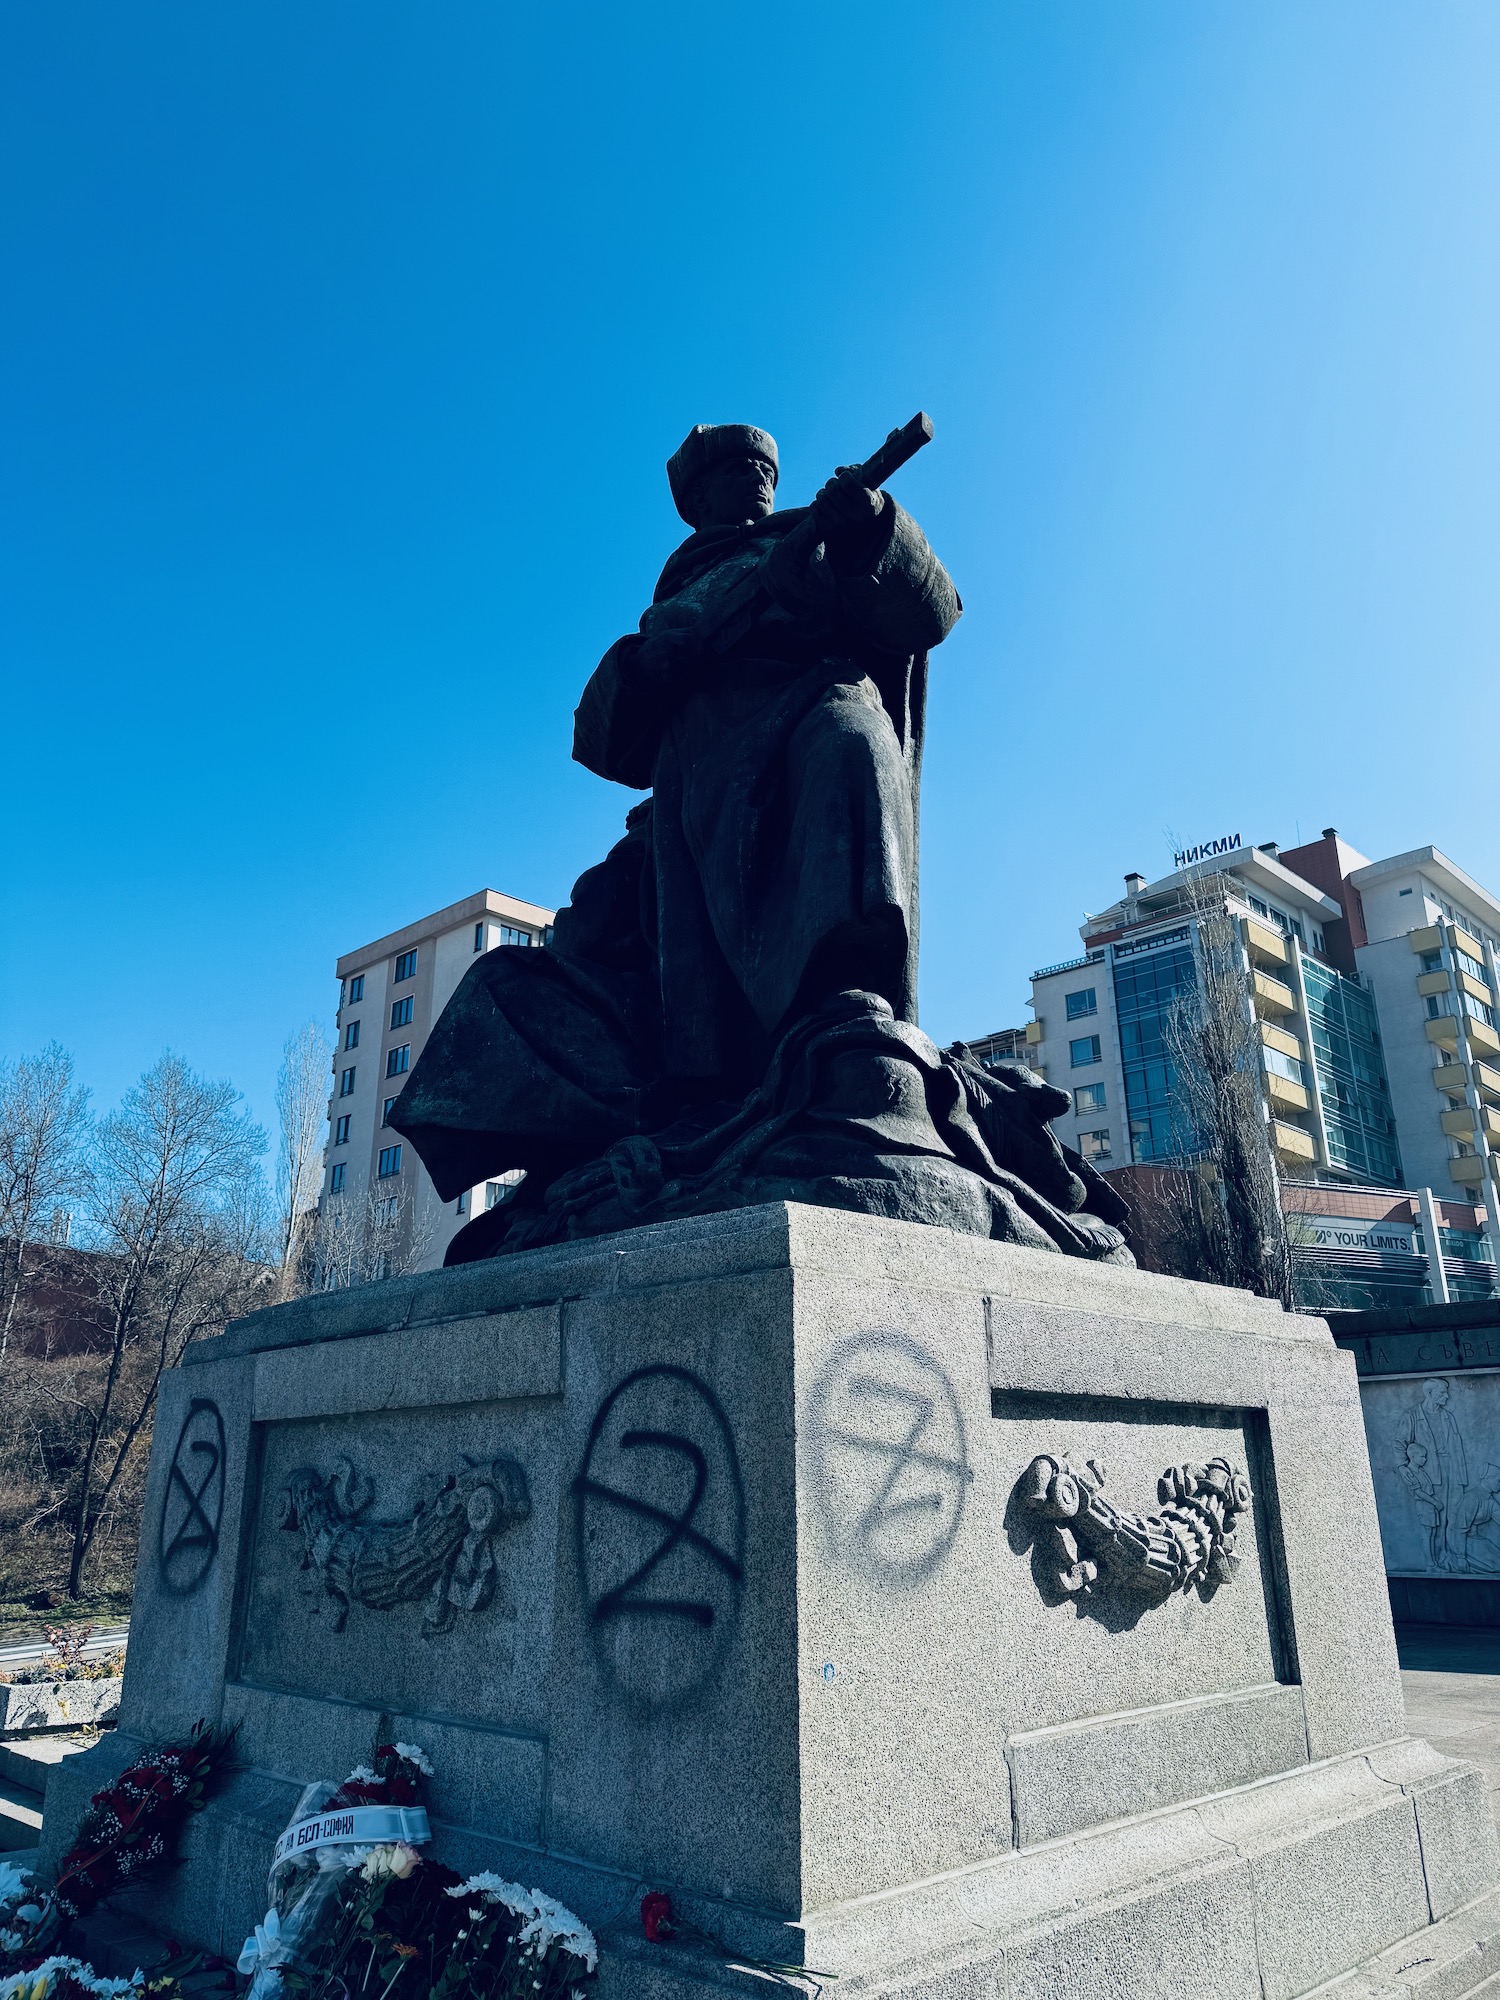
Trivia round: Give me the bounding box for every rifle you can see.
[696,411,934,656]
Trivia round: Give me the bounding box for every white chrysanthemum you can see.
[392,1742,434,1776]
[445,1872,533,1915]
[518,1890,598,1971]
[0,1956,139,2000]
[0,1862,34,1911]
[345,1765,377,1784]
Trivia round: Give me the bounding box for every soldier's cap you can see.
[667,424,779,526]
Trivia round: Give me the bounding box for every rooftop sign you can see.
[1173,832,1242,869]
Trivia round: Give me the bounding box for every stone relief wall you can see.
[276,1452,530,1635]
[233,1400,560,1731]
[1361,1371,1500,1577]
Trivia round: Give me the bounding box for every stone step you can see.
[1318,1888,1500,1997]
[0,1775,43,1851]
[0,1730,95,1795]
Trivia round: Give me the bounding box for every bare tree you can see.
[58,1054,267,1597]
[308,1181,436,1294]
[0,1044,91,1366]
[1156,870,1297,1306]
[274,1021,332,1299]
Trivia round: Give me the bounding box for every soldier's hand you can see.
[812,466,885,543]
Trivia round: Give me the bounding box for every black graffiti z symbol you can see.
[166,1439,222,1556]
[577,1430,743,1628]
[831,1376,961,1538]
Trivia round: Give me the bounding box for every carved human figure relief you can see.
[1017,1452,1252,1603]
[275,1453,530,1636]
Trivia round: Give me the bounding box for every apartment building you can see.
[1020,829,1500,1205]
[323,886,555,1275]
[1022,837,1391,1185]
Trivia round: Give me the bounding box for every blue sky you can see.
[4,3,1499,1147]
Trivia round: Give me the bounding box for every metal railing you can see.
[1031,949,1105,982]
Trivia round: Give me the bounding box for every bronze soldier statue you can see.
[393,419,1131,1265]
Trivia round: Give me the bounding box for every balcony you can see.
[1025,1020,1044,1047]
[1433,1062,1469,1097]
[1482,1107,1500,1145]
[1252,970,1297,1018]
[1475,1060,1500,1105]
[1259,1021,1304,1061]
[1450,1155,1487,1187]
[1270,1119,1316,1163]
[1453,923,1486,963]
[1417,970,1452,999]
[1242,918,1289,967]
[1459,969,1496,1006]
[1427,1016,1461,1052]
[1410,925,1443,955]
[1442,1107,1477,1140]
[1469,1018,1500,1059]
[1265,1073,1311,1114]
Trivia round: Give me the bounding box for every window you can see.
[1249,897,1270,919]
[1065,988,1097,1021]
[395,950,417,982]
[1399,887,1413,897]
[382,1097,398,1126]
[348,975,365,1002]
[372,1195,399,1227]
[1428,993,1454,1020]
[329,1162,346,1193]
[1263,1047,1307,1087]
[333,1114,350,1146]
[474,923,486,953]
[339,1066,356,1096]
[456,1190,470,1215]
[1462,992,1496,1030]
[1456,950,1487,983]
[344,1020,360,1050]
[386,1045,410,1077]
[1074,1083,1107,1115]
[486,1173,524,1209]
[499,925,532,947]
[378,1144,402,1178]
[390,996,413,1029]
[1077,1129,1112,1162]
[1420,951,1443,974]
[1070,1035,1102,1068]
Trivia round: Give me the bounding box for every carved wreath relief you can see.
[1018,1453,1252,1603]
[276,1454,530,1637]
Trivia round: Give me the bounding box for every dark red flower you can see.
[641,1891,675,1943]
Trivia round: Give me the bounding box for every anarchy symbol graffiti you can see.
[573,1365,745,1706]
[158,1398,226,1595]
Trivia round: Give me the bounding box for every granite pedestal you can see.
[42,1205,1500,1996]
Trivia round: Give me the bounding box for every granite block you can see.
[58,1205,1498,2000]
[1005,1681,1307,1844]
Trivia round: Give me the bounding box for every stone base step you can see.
[0,1776,43,1850]
[1318,1889,1500,1997]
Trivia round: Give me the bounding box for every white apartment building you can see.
[322,887,555,1275]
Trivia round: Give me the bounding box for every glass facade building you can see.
[1111,929,1198,1164]
[1300,959,1403,1187]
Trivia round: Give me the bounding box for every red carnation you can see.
[641,1891,675,1943]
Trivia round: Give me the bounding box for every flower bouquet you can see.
[0,1728,235,1974]
[237,1744,597,2000]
